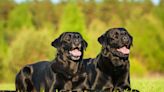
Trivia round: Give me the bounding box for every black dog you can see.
[15,65,35,92]
[82,28,139,92]
[15,32,88,92]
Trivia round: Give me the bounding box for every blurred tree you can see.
[59,2,86,34]
[99,0,120,23]
[0,1,15,81]
[7,30,55,78]
[154,7,164,27]
[8,3,33,29]
[0,21,8,82]
[0,23,7,60]
[30,0,57,29]
[82,0,97,28]
[6,3,34,43]
[159,0,164,6]
[126,13,164,72]
[0,0,15,27]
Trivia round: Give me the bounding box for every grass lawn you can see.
[131,77,164,92]
[0,83,15,90]
[0,78,164,91]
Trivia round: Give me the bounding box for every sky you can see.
[151,0,160,5]
[14,0,161,5]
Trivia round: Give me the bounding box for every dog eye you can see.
[77,35,80,38]
[65,34,71,41]
[111,32,119,39]
[122,32,126,35]
[115,31,119,35]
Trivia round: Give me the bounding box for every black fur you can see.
[15,65,35,92]
[82,28,139,92]
[15,32,88,92]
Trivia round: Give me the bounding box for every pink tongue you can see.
[117,46,130,54]
[69,49,82,56]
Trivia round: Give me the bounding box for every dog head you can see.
[98,28,133,58]
[51,32,88,61]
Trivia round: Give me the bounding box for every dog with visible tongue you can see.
[50,32,88,91]
[15,32,88,92]
[83,28,139,92]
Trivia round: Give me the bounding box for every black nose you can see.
[122,36,129,43]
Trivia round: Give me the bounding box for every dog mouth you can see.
[69,48,82,60]
[116,46,130,55]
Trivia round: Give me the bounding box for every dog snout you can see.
[74,39,80,46]
[72,34,82,48]
[72,39,82,49]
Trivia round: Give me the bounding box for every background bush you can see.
[4,29,55,82]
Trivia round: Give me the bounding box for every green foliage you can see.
[5,29,55,81]
[30,0,57,29]
[153,6,164,29]
[0,25,4,56]
[8,3,33,29]
[0,21,8,82]
[0,21,7,60]
[130,58,147,76]
[59,2,86,34]
[126,13,164,72]
[84,19,107,58]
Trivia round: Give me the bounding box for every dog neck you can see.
[96,47,129,75]
[51,54,79,79]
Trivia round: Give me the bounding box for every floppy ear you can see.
[130,35,133,46]
[51,37,61,48]
[51,33,67,48]
[82,40,88,50]
[98,34,107,47]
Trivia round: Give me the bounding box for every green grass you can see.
[131,77,164,92]
[0,83,15,90]
[0,78,164,91]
